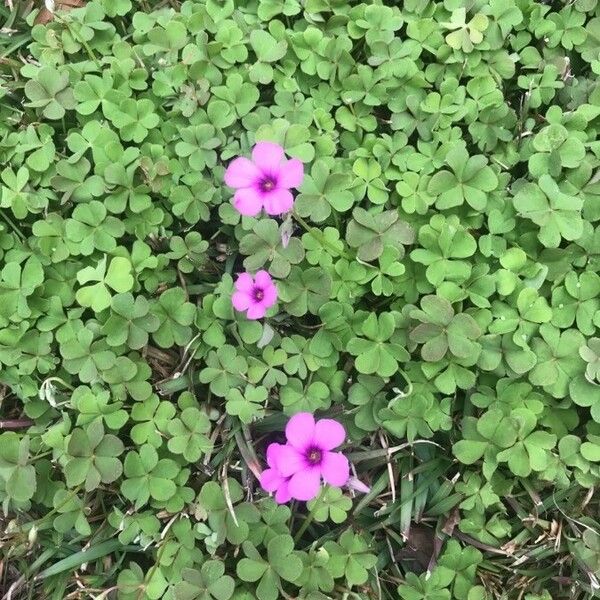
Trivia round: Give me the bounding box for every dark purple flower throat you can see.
[306,447,322,465]
[259,175,277,192]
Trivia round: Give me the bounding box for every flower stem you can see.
[54,14,101,68]
[234,426,262,481]
[0,419,34,430]
[294,487,325,543]
[292,211,351,260]
[0,209,26,243]
[20,485,83,532]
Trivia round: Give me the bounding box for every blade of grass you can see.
[34,541,136,580]
[155,373,191,395]
[49,572,68,600]
[399,457,414,540]
[1,547,57,600]
[352,471,389,515]
[413,474,429,522]
[425,493,463,517]
[0,33,30,59]
[384,461,448,523]
[346,440,443,463]
[427,473,459,507]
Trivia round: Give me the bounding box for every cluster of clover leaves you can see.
[2,0,600,598]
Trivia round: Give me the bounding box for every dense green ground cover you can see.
[2,0,600,598]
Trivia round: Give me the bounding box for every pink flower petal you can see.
[285,412,315,452]
[314,419,346,450]
[275,479,292,504]
[278,158,304,189]
[320,451,349,487]
[253,272,277,311]
[225,157,260,189]
[266,442,285,469]
[347,476,370,494]
[254,270,273,289]
[261,283,277,308]
[263,188,294,215]
[246,303,267,320]
[276,444,306,477]
[280,217,293,248]
[232,291,251,311]
[235,272,254,293]
[260,468,284,492]
[288,468,321,501]
[233,188,263,216]
[252,141,285,175]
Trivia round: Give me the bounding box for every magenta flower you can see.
[274,412,349,502]
[259,443,292,504]
[232,270,277,320]
[224,141,304,216]
[347,476,370,494]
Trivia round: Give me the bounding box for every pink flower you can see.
[347,476,370,494]
[232,270,277,320]
[259,443,292,504]
[275,412,349,502]
[224,141,304,216]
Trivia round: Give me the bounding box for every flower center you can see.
[259,176,277,192]
[252,286,265,302]
[306,448,322,465]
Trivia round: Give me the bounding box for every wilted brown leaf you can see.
[396,525,436,573]
[34,0,86,25]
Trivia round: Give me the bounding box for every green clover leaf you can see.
[102,293,160,349]
[307,486,352,524]
[0,433,36,504]
[513,175,583,248]
[323,530,377,587]
[121,444,179,509]
[76,256,134,312]
[167,407,212,462]
[150,287,196,348]
[24,66,76,119]
[428,145,498,211]
[65,420,124,491]
[442,8,489,53]
[130,395,176,447]
[237,535,302,600]
[347,312,409,377]
[295,160,354,222]
[410,295,481,363]
[198,479,259,547]
[107,98,159,143]
[226,385,268,423]
[174,562,235,600]
[411,215,477,286]
[346,207,414,262]
[199,345,248,397]
[240,219,305,278]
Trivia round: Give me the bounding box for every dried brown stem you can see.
[0,419,34,430]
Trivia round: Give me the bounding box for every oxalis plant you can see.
[2,0,600,598]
